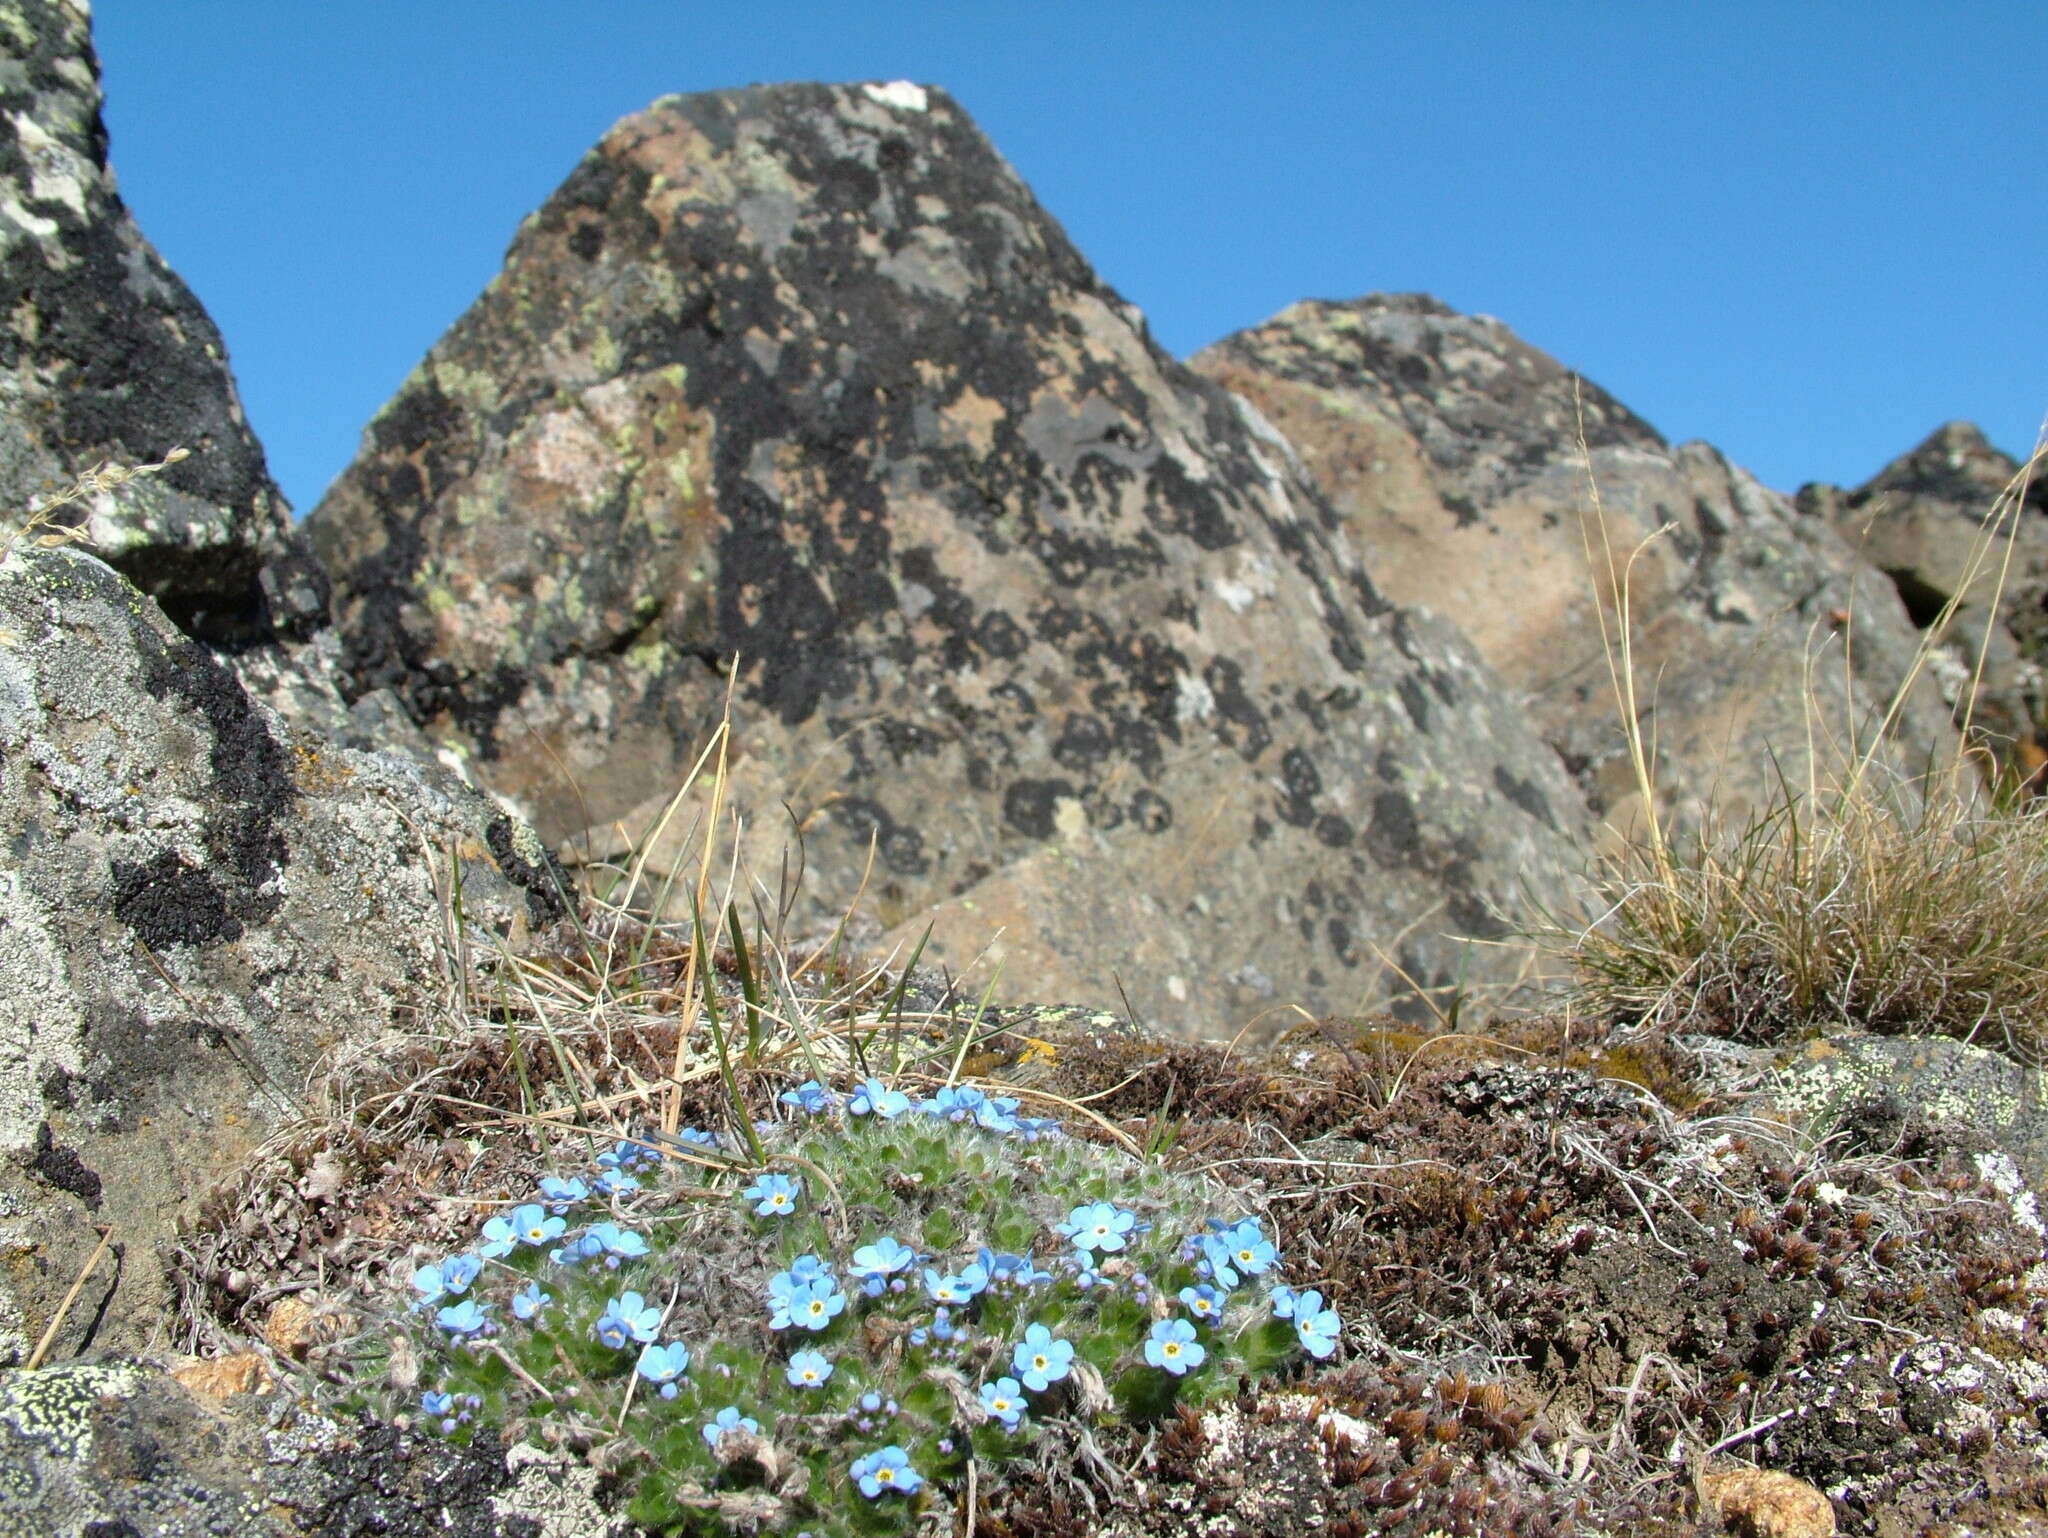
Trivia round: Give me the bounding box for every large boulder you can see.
[0,0,324,645]
[1191,296,1960,836]
[306,81,1590,1030]
[0,545,565,1365]
[1796,422,2047,777]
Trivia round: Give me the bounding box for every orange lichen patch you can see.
[289,740,357,796]
[1699,1467,1836,1538]
[263,1293,355,1362]
[171,1351,275,1402]
[263,1296,320,1360]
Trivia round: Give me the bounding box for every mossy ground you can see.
[1012,1013,2048,1534]
[172,913,2048,1536]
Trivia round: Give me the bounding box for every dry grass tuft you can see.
[0,446,189,562]
[1553,772,2048,1055]
[1537,406,2048,1060]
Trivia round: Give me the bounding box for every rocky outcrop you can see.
[1192,296,1960,836]
[0,0,324,645]
[1796,422,2047,776]
[0,545,565,1365]
[306,83,1590,1029]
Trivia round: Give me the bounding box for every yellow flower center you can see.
[1164,1342,1182,1358]
[877,1469,896,1485]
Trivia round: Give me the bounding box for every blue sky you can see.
[93,2,2043,514]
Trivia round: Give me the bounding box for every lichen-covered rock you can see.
[0,1357,286,1536]
[0,1356,620,1537]
[1762,1030,2048,1196]
[306,82,1591,1030]
[1191,295,1960,837]
[1796,421,2048,776]
[0,0,325,644]
[0,545,565,1363]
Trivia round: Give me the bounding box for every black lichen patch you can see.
[1363,788,1422,869]
[308,1417,543,1538]
[1491,766,1556,830]
[828,796,931,876]
[1397,673,1433,731]
[110,849,239,948]
[1129,788,1173,834]
[1052,712,1112,773]
[1003,777,1075,840]
[31,1122,102,1210]
[136,626,292,928]
[1274,745,1324,829]
[483,815,572,927]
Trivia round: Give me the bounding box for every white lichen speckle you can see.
[862,81,928,113]
[1974,1150,2045,1236]
[1212,576,1256,613]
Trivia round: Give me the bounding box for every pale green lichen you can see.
[429,354,507,413]
[1774,1035,2031,1141]
[0,1360,143,1460]
[507,816,550,870]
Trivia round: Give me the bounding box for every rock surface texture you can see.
[307,83,1590,1029]
[0,0,324,644]
[0,545,564,1365]
[1797,421,2047,777]
[1192,296,1959,836]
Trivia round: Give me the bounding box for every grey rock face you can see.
[0,546,565,1363]
[305,82,1591,1031]
[0,0,324,644]
[1193,295,1960,837]
[1798,421,2047,773]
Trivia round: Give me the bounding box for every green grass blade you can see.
[726,899,765,1065]
[686,885,765,1165]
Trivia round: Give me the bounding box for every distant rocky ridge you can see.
[1797,421,2048,781]
[1192,296,1963,836]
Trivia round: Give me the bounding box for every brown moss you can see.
[1008,1012,2048,1534]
